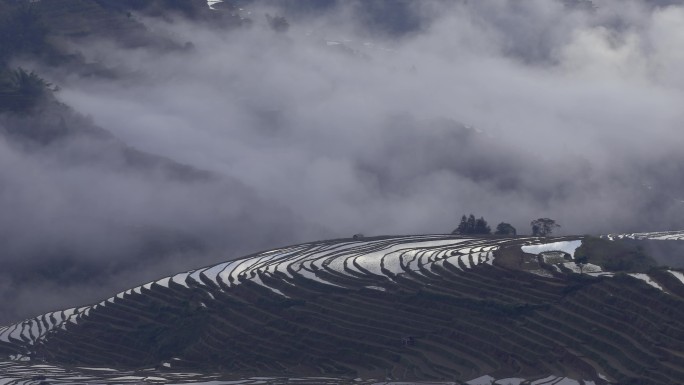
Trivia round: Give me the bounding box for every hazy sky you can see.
[59,0,684,233]
[2,0,684,322]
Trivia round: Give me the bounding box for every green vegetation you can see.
[453,216,519,236]
[95,0,209,19]
[494,222,516,236]
[0,0,201,115]
[0,0,213,67]
[266,14,290,33]
[0,2,53,114]
[531,218,559,236]
[17,0,144,40]
[0,67,52,113]
[575,237,657,273]
[574,255,589,273]
[0,3,49,65]
[452,214,491,235]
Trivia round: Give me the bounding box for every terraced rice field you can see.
[0,359,605,385]
[32,0,139,37]
[603,230,684,241]
[1,233,683,384]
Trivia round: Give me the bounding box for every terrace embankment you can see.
[1,234,683,384]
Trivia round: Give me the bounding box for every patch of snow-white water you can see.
[249,274,289,297]
[494,379,524,385]
[442,253,463,271]
[459,254,473,269]
[109,376,145,381]
[541,251,569,265]
[629,273,664,291]
[171,272,190,288]
[562,262,603,274]
[669,270,684,285]
[530,376,558,384]
[212,261,240,284]
[528,269,554,278]
[441,246,491,271]
[225,259,256,284]
[296,267,345,288]
[8,325,22,341]
[207,0,223,10]
[76,367,119,372]
[143,377,167,382]
[274,245,327,279]
[364,286,386,292]
[522,240,582,257]
[29,323,40,340]
[203,262,233,284]
[312,244,364,272]
[482,251,495,265]
[554,378,581,385]
[581,263,603,273]
[603,230,684,241]
[380,251,407,275]
[188,268,206,284]
[457,247,474,254]
[466,375,495,385]
[400,250,421,275]
[354,238,472,277]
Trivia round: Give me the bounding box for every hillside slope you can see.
[3,0,210,39]
[1,233,683,384]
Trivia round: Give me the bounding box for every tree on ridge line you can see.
[494,222,517,236]
[453,214,491,235]
[531,218,560,237]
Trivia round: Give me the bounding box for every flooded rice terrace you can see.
[0,361,380,385]
[0,361,601,385]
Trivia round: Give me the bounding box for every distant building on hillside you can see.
[401,336,415,347]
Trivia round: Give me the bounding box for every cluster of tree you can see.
[574,237,656,273]
[494,222,517,236]
[453,215,562,237]
[453,214,492,235]
[0,4,49,65]
[94,0,208,18]
[531,218,560,237]
[453,215,518,236]
[0,67,52,113]
[574,255,589,273]
[266,14,290,33]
